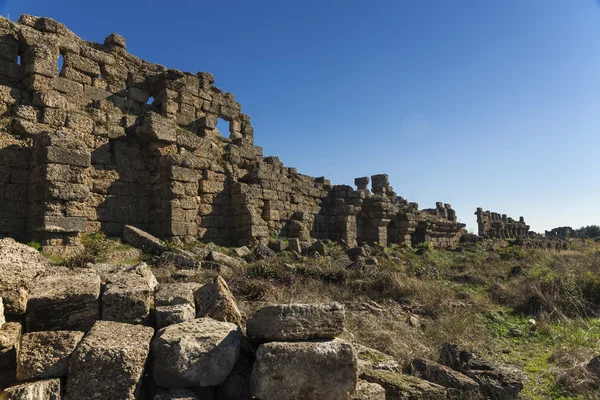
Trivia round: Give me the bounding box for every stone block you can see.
[408,358,480,397]
[128,87,150,103]
[0,322,21,388]
[84,84,111,101]
[154,283,201,329]
[351,380,386,400]
[105,33,126,49]
[136,112,177,144]
[168,166,197,182]
[152,318,243,388]
[26,269,101,332]
[41,146,91,167]
[33,90,67,109]
[101,272,153,325]
[3,378,61,400]
[194,276,243,326]
[51,76,84,95]
[122,224,165,254]
[157,249,202,270]
[66,321,154,400]
[251,339,358,400]
[206,251,246,270]
[42,107,67,127]
[32,215,87,233]
[361,369,447,400]
[247,303,345,341]
[17,330,84,381]
[64,53,101,76]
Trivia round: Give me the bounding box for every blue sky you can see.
[1,0,599,233]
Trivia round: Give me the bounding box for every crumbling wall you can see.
[0,14,465,250]
[475,208,530,239]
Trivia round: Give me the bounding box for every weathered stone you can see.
[194,276,243,326]
[361,369,447,400]
[154,282,200,329]
[17,330,84,381]
[157,249,202,270]
[0,297,4,328]
[408,358,479,398]
[0,322,21,388]
[26,269,100,332]
[207,251,246,269]
[247,302,344,341]
[154,388,199,400]
[215,354,253,400]
[152,317,243,388]
[351,380,386,400]
[122,225,165,254]
[3,378,61,400]
[136,111,177,143]
[0,238,46,314]
[66,321,154,400]
[251,339,358,400]
[101,272,153,324]
[232,246,251,258]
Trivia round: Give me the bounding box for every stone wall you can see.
[0,15,465,250]
[475,208,530,239]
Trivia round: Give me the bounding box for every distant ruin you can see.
[0,15,467,251]
[475,208,530,239]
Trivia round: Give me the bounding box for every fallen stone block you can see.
[152,317,243,388]
[102,272,153,325]
[232,246,251,258]
[17,330,84,381]
[408,358,479,398]
[0,238,47,314]
[3,378,61,400]
[157,249,202,270]
[0,322,21,388]
[246,302,345,341]
[251,339,358,400]
[194,276,244,326]
[361,369,447,400]
[252,244,276,260]
[66,321,154,400]
[88,262,158,290]
[207,251,246,269]
[355,344,400,373]
[26,269,100,332]
[122,225,165,254]
[351,380,386,400]
[155,283,201,329]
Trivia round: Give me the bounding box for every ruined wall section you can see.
[475,208,530,239]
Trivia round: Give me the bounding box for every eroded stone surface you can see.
[351,380,386,400]
[0,322,21,388]
[251,339,358,400]
[246,302,344,341]
[3,378,61,400]
[154,282,200,329]
[101,272,153,324]
[194,276,244,326]
[152,317,243,388]
[66,321,154,400]
[17,330,84,381]
[122,225,165,254]
[361,369,447,400]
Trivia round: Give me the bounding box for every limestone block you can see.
[127,87,150,103]
[26,269,101,332]
[351,380,386,400]
[361,370,447,400]
[152,318,243,388]
[64,53,101,76]
[41,146,91,167]
[408,358,479,397]
[3,378,61,400]
[104,33,126,49]
[102,272,153,325]
[251,339,358,400]
[194,276,243,326]
[136,112,177,144]
[168,166,197,182]
[17,330,84,381]
[84,84,111,101]
[157,249,202,270]
[33,90,67,109]
[33,215,87,233]
[0,238,47,314]
[51,76,84,95]
[206,251,246,270]
[154,283,200,329]
[0,322,21,388]
[122,224,165,254]
[247,303,344,341]
[66,321,154,400]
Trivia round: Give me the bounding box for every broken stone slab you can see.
[101,272,153,325]
[246,302,345,341]
[122,225,165,254]
[251,339,358,400]
[26,269,101,332]
[136,111,177,144]
[0,322,21,388]
[154,283,201,329]
[361,369,447,400]
[17,330,84,381]
[3,378,61,400]
[194,276,244,326]
[252,243,276,260]
[408,358,479,398]
[207,251,246,270]
[0,238,47,314]
[88,262,158,290]
[152,317,243,388]
[66,321,154,400]
[354,344,400,374]
[232,246,251,258]
[157,249,202,270]
[153,388,198,400]
[351,380,386,400]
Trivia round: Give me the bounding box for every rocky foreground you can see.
[1,228,600,399]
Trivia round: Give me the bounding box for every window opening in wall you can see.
[147,96,154,105]
[57,54,64,75]
[216,118,230,137]
[16,55,21,65]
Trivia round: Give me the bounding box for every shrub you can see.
[65,232,110,268]
[25,241,41,252]
[499,246,526,261]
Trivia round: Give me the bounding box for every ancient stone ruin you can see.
[475,208,530,239]
[0,15,466,253]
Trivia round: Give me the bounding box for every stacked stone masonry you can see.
[0,15,465,250]
[475,208,530,240]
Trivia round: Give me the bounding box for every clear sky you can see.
[1,0,599,233]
